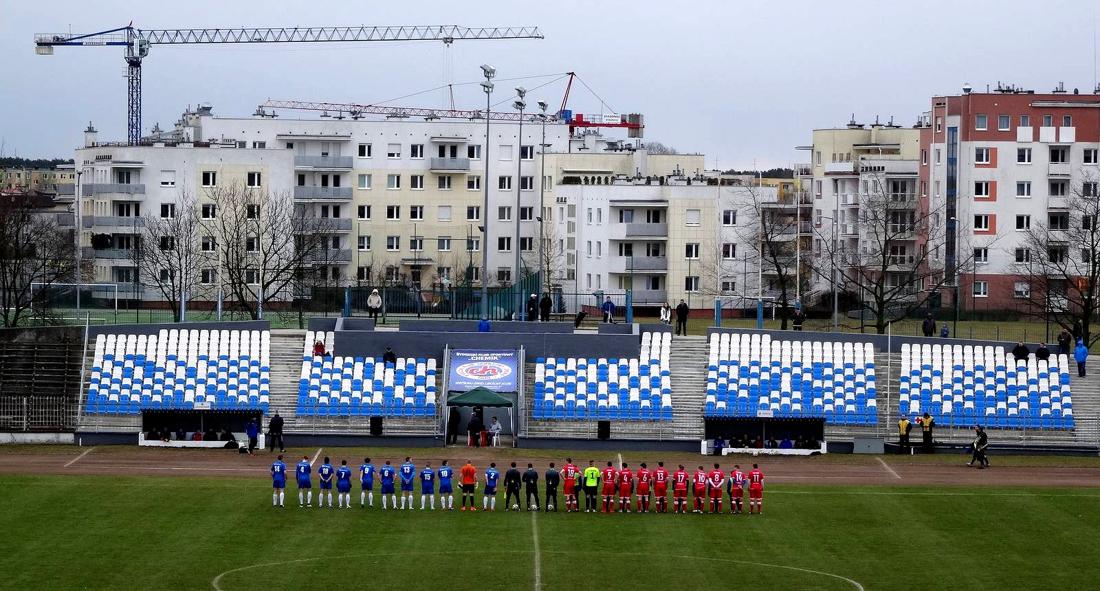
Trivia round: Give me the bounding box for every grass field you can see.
[2,464,1099,590]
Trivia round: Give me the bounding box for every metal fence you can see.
[0,396,76,432]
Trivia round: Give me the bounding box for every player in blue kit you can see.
[318,456,335,508]
[437,460,455,511]
[336,460,353,509]
[359,457,376,508]
[483,462,500,511]
[296,455,313,507]
[270,454,286,508]
[419,461,436,510]
[379,460,397,510]
[399,457,416,510]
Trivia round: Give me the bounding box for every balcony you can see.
[1048,162,1071,176]
[630,289,667,304]
[83,183,145,196]
[429,157,471,172]
[886,254,916,270]
[824,162,855,175]
[294,186,352,200]
[609,256,668,274]
[609,222,668,240]
[294,155,353,170]
[306,249,353,263]
[886,193,918,208]
[842,224,859,237]
[840,193,859,206]
[1048,196,1069,210]
[93,249,136,260]
[91,216,145,230]
[55,185,76,198]
[302,218,353,232]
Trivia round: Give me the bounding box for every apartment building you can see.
[924,86,1100,312]
[1,166,76,194]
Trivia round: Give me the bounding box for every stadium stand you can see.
[531,332,673,421]
[703,333,878,425]
[295,330,438,417]
[898,343,1074,429]
[84,329,271,414]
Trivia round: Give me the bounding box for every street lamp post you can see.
[479,65,495,321]
[537,100,548,304]
[74,168,83,313]
[513,86,526,320]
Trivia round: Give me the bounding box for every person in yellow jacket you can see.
[897,415,912,454]
[582,460,601,513]
[917,412,935,454]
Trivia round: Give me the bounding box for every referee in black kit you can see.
[522,463,540,511]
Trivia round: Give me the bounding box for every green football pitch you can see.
[1,473,1098,590]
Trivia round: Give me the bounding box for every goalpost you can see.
[713,295,779,329]
[30,282,119,324]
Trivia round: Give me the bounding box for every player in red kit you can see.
[652,461,669,513]
[747,463,765,514]
[617,463,634,512]
[600,462,618,513]
[728,464,746,514]
[561,458,579,512]
[707,463,726,514]
[635,462,652,513]
[692,465,708,513]
[671,464,689,514]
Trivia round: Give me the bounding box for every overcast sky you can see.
[2,0,1098,168]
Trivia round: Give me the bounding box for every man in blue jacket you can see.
[601,296,616,323]
[1075,339,1089,377]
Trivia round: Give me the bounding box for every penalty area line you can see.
[63,447,96,468]
[311,448,323,466]
[875,457,902,479]
[531,512,542,591]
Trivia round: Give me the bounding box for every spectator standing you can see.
[466,413,484,447]
[478,318,491,332]
[522,463,540,510]
[1034,343,1050,362]
[922,313,936,337]
[968,425,990,468]
[382,347,397,365]
[539,293,552,322]
[897,415,912,454]
[1057,328,1072,355]
[792,309,806,331]
[1075,339,1089,377]
[918,412,935,453]
[675,299,690,336]
[659,303,672,325]
[713,436,726,456]
[245,419,259,454]
[366,288,383,321]
[544,463,560,511]
[268,412,285,452]
[601,296,616,323]
[940,323,950,338]
[526,294,538,322]
[446,407,461,445]
[1011,342,1030,362]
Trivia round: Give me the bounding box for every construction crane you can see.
[34,24,544,145]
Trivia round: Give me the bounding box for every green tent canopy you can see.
[447,387,513,407]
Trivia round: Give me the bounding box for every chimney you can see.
[83,122,98,147]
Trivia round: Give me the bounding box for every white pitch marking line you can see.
[311,448,323,466]
[531,512,542,591]
[875,457,902,479]
[64,446,96,468]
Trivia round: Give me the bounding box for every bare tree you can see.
[203,184,333,320]
[643,141,679,155]
[131,193,201,321]
[1012,174,1100,347]
[522,221,567,294]
[737,186,810,329]
[0,196,74,326]
[813,171,974,334]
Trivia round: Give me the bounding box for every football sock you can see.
[431,496,436,510]
[382,496,388,510]
[491,497,496,510]
[272,492,277,506]
[369,491,374,507]
[279,492,284,506]
[447,495,453,509]
[298,491,304,505]
[420,495,426,510]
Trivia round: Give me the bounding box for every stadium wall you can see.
[333,331,640,361]
[706,327,1022,353]
[597,323,637,335]
[397,320,575,334]
[88,320,270,338]
[307,317,339,331]
[338,318,376,331]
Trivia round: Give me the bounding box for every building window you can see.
[201,171,217,187]
[357,235,371,251]
[467,145,482,159]
[357,205,371,220]
[246,204,260,219]
[200,269,216,285]
[921,149,928,165]
[437,205,452,222]
[974,181,990,197]
[1050,146,1069,163]
[975,147,990,164]
[1084,182,1099,198]
[1042,114,1054,127]
[974,214,990,231]
[498,237,511,252]
[498,144,513,161]
[437,237,452,251]
[410,144,424,159]
[466,206,480,221]
[466,238,480,252]
[357,174,372,189]
[385,205,400,220]
[520,206,534,221]
[409,175,424,190]
[685,243,700,259]
[997,115,1010,131]
[358,143,372,158]
[156,203,173,219]
[160,171,176,187]
[974,114,988,130]
[722,210,737,226]
[1020,115,1030,127]
[1016,215,1030,230]
[1085,149,1098,164]
[520,176,534,191]
[974,247,989,265]
[387,144,401,158]
[245,236,258,252]
[685,209,701,226]
[684,276,700,292]
[618,243,633,257]
[467,176,481,191]
[246,172,262,187]
[721,280,736,293]
[1050,181,1068,197]
[1049,213,1070,231]
[1014,282,1030,298]
[437,266,452,283]
[1063,115,1073,127]
[520,237,534,251]
[410,205,424,220]
[437,175,452,190]
[1016,181,1031,197]
[520,145,534,160]
[973,281,988,298]
[721,243,736,259]
[497,268,512,283]
[409,237,424,251]
[201,236,217,252]
[1015,248,1031,263]
[498,176,513,190]
[386,236,400,251]
[357,266,371,281]
[1017,148,1032,164]
[384,174,400,190]
[498,206,512,221]
[1049,246,1068,263]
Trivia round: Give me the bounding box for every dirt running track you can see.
[1,446,1099,488]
